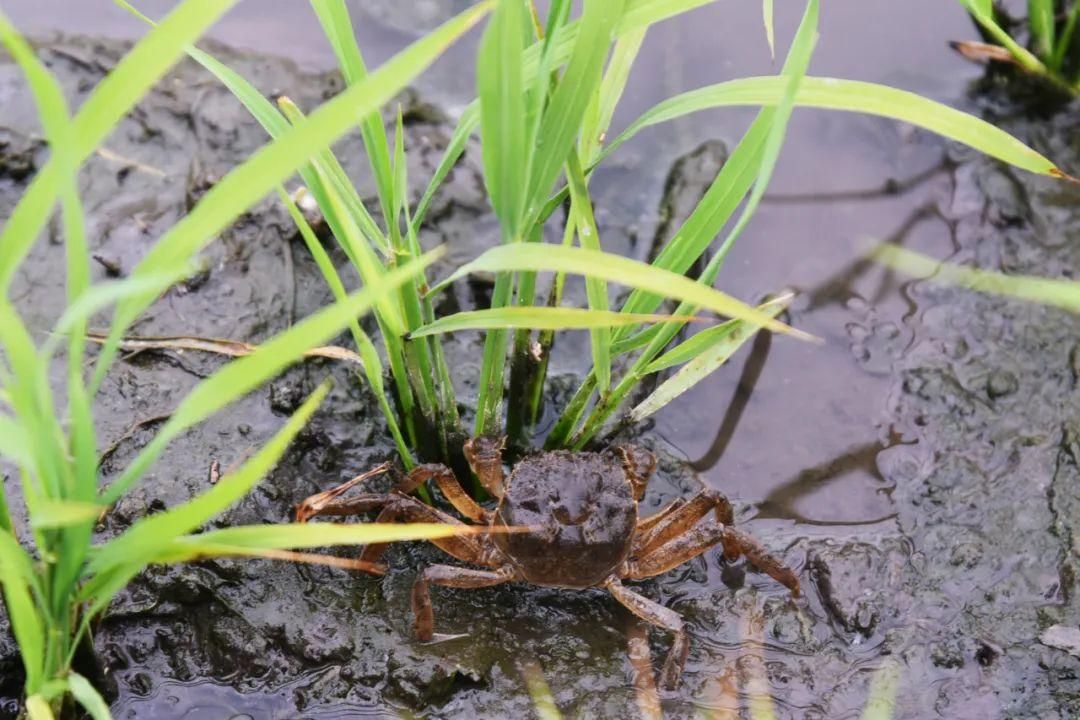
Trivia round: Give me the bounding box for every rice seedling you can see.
[117,0,1072,480]
[0,0,1070,714]
[0,4,496,716]
[953,0,1080,93]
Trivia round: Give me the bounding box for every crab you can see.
[295,437,800,689]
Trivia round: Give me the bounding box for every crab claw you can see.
[295,462,392,523]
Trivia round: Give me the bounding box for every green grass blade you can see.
[955,0,1048,74]
[1050,2,1080,73]
[0,532,45,690]
[91,2,491,392]
[618,0,714,30]
[0,10,105,610]
[870,243,1080,313]
[66,674,112,720]
[30,501,108,530]
[525,0,625,220]
[478,0,529,238]
[273,97,427,441]
[695,0,817,279]
[101,251,439,506]
[605,0,817,333]
[763,0,775,57]
[629,295,791,421]
[0,416,32,469]
[431,244,813,340]
[275,98,404,335]
[277,188,414,467]
[0,0,239,291]
[412,104,478,231]
[860,661,901,720]
[603,76,1067,179]
[309,0,396,226]
[1028,0,1055,59]
[614,108,770,323]
[580,25,646,163]
[408,307,695,337]
[642,294,792,374]
[0,301,70,503]
[24,696,54,720]
[169,521,491,551]
[565,151,611,391]
[411,0,715,232]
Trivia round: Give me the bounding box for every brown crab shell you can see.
[492,451,638,589]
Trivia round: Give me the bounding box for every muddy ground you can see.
[0,35,1079,719]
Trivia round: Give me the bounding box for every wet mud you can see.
[0,31,1078,720]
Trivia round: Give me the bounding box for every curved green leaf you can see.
[630,294,791,421]
[430,244,815,341]
[67,674,112,720]
[604,76,1066,178]
[409,307,696,337]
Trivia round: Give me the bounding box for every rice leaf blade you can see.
[432,244,811,340]
[67,674,112,720]
[602,76,1064,179]
[478,0,529,237]
[629,296,791,421]
[409,307,695,337]
[565,151,611,391]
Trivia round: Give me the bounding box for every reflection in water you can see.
[802,201,949,313]
[762,158,952,204]
[690,329,773,473]
[754,429,910,526]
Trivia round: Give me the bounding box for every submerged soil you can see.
[1,30,1079,720]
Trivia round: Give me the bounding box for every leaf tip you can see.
[1050,167,1080,184]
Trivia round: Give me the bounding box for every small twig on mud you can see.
[85,331,365,368]
[282,234,297,326]
[98,413,173,468]
[95,146,167,178]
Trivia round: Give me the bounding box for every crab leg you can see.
[621,518,800,597]
[357,493,489,570]
[398,463,489,524]
[295,463,393,523]
[632,488,736,558]
[412,564,517,641]
[634,498,686,535]
[613,445,658,501]
[463,435,507,499]
[606,577,689,691]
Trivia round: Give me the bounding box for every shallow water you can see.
[1,1,1078,719]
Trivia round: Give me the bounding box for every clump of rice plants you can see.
[953,0,1080,94]
[145,0,1072,473]
[0,3,494,717]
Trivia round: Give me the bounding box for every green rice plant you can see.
[954,0,1080,93]
[0,5,496,717]
[118,0,1071,476]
